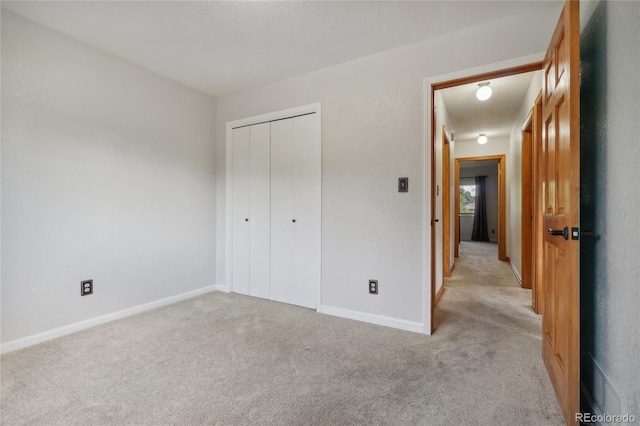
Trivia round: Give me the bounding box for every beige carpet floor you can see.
[1,243,564,425]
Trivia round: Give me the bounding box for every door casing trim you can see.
[225,102,322,308]
[423,54,544,334]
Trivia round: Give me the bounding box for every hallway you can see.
[437,241,540,336]
[433,242,560,420]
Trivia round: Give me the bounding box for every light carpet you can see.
[1,242,563,425]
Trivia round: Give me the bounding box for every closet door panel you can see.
[291,114,321,309]
[231,127,251,296]
[270,119,294,305]
[249,123,271,299]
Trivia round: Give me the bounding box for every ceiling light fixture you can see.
[477,134,488,145]
[476,82,492,101]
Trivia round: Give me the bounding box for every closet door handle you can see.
[245,218,249,222]
[292,219,296,223]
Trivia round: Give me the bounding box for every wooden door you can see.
[434,123,443,300]
[532,92,544,314]
[442,126,452,279]
[521,115,534,289]
[497,158,507,261]
[541,1,580,424]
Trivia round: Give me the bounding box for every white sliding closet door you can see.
[249,123,271,299]
[232,126,251,296]
[291,114,321,307]
[270,114,321,309]
[232,123,271,298]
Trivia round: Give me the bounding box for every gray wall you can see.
[216,7,562,328]
[580,0,640,417]
[1,12,218,344]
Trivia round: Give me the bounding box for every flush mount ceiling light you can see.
[477,134,488,145]
[476,82,492,101]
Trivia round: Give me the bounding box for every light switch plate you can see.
[398,177,408,192]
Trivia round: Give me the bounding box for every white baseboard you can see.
[0,284,218,354]
[215,284,231,293]
[317,304,425,334]
[509,260,523,286]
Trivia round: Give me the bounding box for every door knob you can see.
[547,226,568,240]
[292,219,296,223]
[245,218,248,222]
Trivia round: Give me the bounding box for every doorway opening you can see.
[455,155,506,261]
[429,62,542,334]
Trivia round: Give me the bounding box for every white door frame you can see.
[421,53,543,334]
[225,102,322,308]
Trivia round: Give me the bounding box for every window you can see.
[460,179,476,214]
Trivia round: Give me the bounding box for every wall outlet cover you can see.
[81,280,93,296]
[369,280,378,294]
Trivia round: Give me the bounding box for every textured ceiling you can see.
[3,1,559,97]
[439,71,540,144]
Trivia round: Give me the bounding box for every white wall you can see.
[460,165,499,243]
[1,12,218,345]
[216,6,562,328]
[508,70,542,277]
[454,138,511,159]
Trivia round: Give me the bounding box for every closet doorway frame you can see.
[225,102,322,308]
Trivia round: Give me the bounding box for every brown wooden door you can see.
[541,1,580,424]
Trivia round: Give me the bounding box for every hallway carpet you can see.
[2,245,564,425]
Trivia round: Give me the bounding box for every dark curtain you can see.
[471,176,490,242]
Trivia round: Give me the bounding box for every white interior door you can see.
[249,123,271,299]
[232,126,251,295]
[291,114,321,309]
[270,113,320,309]
[270,118,295,305]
